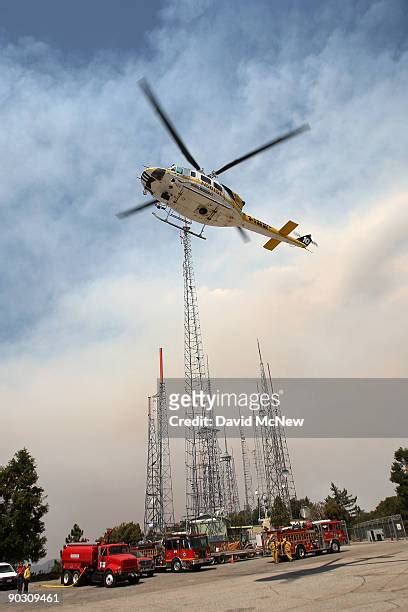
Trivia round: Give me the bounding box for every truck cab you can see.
[163,534,211,572]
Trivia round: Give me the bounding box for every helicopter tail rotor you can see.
[294,232,318,247]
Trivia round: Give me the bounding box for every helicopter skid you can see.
[152,212,207,240]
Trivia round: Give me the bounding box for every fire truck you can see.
[60,542,141,587]
[263,520,349,560]
[133,534,211,572]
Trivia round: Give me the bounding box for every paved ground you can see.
[6,540,408,611]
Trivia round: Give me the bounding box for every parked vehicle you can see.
[263,520,349,559]
[129,549,155,577]
[0,563,17,590]
[133,534,211,572]
[130,543,165,571]
[60,542,140,588]
[210,541,256,564]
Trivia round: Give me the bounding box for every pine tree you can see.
[0,448,48,563]
[390,447,408,518]
[65,523,84,544]
[325,482,360,525]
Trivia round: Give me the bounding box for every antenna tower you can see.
[144,348,175,535]
[182,227,223,520]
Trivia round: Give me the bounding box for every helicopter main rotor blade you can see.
[116,199,158,219]
[236,226,250,243]
[214,123,310,175]
[139,78,201,172]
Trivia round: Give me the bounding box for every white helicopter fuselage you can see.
[142,165,241,228]
[141,164,307,249]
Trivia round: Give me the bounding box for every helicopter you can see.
[116,79,317,252]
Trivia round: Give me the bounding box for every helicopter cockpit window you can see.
[222,184,236,201]
[190,171,196,177]
[175,166,183,174]
[201,175,211,185]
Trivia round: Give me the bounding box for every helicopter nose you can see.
[144,167,165,181]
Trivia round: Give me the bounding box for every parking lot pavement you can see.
[12,540,408,611]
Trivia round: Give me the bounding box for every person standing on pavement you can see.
[23,563,31,593]
[269,536,279,563]
[282,537,293,561]
[16,562,24,593]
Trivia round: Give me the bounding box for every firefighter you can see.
[16,562,24,593]
[23,563,31,593]
[282,537,293,562]
[268,536,279,564]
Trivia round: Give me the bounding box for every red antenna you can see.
[159,347,164,382]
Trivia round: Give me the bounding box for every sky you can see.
[0,0,407,559]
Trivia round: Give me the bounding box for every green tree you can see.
[0,448,48,563]
[375,496,401,517]
[270,496,291,527]
[50,559,61,577]
[65,523,85,544]
[229,509,253,527]
[290,497,312,519]
[251,506,260,524]
[99,522,143,545]
[325,483,360,525]
[390,447,408,518]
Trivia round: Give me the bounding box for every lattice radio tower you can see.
[238,415,255,512]
[144,348,175,535]
[220,428,240,515]
[255,340,296,516]
[182,226,223,520]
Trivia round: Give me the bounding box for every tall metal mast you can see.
[252,381,266,512]
[256,339,296,516]
[220,428,240,515]
[144,349,175,535]
[144,395,159,535]
[182,227,223,520]
[238,416,255,512]
[267,362,297,505]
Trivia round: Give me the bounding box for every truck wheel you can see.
[128,574,139,585]
[330,540,340,553]
[219,555,226,564]
[72,570,81,586]
[104,571,115,588]
[171,558,182,573]
[296,545,306,560]
[62,570,72,586]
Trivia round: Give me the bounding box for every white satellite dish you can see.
[300,506,312,519]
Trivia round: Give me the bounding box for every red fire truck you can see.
[60,542,141,588]
[162,533,211,572]
[133,534,211,572]
[263,520,349,560]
